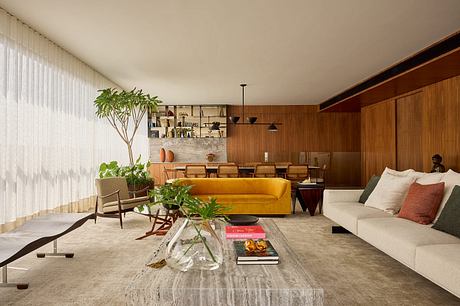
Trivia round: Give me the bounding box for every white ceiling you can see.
[0,0,459,105]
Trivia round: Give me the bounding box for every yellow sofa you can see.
[178,178,291,215]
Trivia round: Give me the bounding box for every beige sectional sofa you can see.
[323,186,460,298]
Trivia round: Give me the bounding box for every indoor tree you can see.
[94,88,161,165]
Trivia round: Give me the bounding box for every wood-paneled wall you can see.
[227,106,360,161]
[361,100,396,184]
[226,105,361,186]
[361,75,460,183]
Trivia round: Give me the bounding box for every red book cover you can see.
[225,225,266,239]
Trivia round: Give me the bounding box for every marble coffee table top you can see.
[126,218,324,306]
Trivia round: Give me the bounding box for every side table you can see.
[295,183,325,216]
[133,205,180,240]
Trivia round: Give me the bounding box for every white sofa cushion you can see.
[383,167,414,176]
[415,172,444,185]
[365,172,416,214]
[357,217,460,268]
[323,202,392,235]
[415,244,460,297]
[323,189,363,204]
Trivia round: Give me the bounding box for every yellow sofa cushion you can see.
[179,178,288,199]
[196,194,277,205]
[177,178,291,215]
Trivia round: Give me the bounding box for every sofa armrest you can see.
[323,189,364,205]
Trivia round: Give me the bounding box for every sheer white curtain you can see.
[0,9,148,231]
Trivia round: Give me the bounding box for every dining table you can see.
[173,164,320,176]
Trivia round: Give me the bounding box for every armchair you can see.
[94,177,150,228]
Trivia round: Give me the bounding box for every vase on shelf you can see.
[165,218,223,271]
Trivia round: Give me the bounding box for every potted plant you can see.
[148,181,229,271]
[148,181,193,210]
[165,196,228,271]
[94,88,161,166]
[99,156,154,196]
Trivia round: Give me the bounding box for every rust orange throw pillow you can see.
[398,182,445,224]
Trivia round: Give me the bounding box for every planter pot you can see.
[160,148,166,162]
[166,150,175,162]
[166,218,223,271]
[162,203,181,210]
[128,181,153,198]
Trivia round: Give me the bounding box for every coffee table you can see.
[126,218,323,305]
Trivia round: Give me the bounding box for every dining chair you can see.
[285,165,309,182]
[275,162,293,177]
[217,164,239,178]
[253,163,276,178]
[316,164,328,185]
[94,177,150,229]
[184,165,207,178]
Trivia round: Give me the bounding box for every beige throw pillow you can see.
[365,172,416,214]
[383,167,414,177]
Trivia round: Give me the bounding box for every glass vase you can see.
[165,218,224,271]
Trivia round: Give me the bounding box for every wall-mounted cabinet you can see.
[148,105,227,138]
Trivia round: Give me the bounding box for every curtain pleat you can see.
[0,9,147,231]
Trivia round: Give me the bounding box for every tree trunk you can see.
[127,143,134,165]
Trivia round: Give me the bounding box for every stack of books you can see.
[233,240,279,265]
[225,225,266,239]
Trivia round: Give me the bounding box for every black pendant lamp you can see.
[228,83,280,131]
[267,123,278,132]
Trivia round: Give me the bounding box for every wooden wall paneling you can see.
[226,105,361,186]
[422,76,460,172]
[361,99,396,184]
[396,92,424,171]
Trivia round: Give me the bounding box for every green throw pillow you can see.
[359,175,381,204]
[432,185,460,238]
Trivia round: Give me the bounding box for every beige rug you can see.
[1,208,459,306]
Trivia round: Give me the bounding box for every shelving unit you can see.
[148,105,227,138]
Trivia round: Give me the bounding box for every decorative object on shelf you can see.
[431,154,446,173]
[228,84,281,132]
[159,148,166,162]
[206,153,216,162]
[149,105,227,138]
[209,122,220,131]
[94,88,161,165]
[166,150,175,162]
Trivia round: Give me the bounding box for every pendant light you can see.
[268,123,278,132]
[228,83,281,131]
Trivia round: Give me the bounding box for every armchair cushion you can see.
[102,196,150,213]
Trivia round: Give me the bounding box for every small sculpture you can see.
[244,239,268,252]
[431,154,446,173]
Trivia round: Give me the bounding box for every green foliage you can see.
[98,155,152,187]
[94,87,161,165]
[182,197,229,221]
[94,88,160,120]
[149,182,193,209]
[148,182,228,219]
